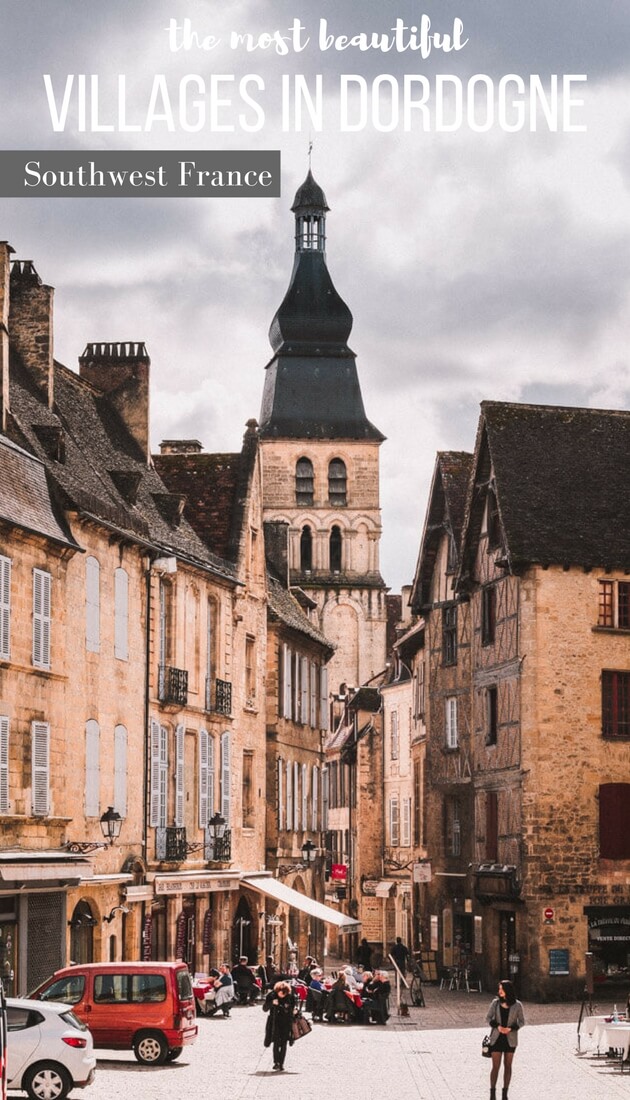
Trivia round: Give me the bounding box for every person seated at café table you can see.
[325,972,360,1023]
[257,956,280,991]
[297,956,315,983]
[308,968,324,992]
[231,956,258,1004]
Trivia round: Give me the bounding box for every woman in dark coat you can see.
[485,979,525,1100]
[262,980,297,1071]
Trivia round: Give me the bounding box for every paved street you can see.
[75,986,630,1100]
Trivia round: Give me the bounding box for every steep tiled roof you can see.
[267,575,334,655]
[410,450,474,611]
[154,450,241,562]
[461,401,630,574]
[0,436,76,547]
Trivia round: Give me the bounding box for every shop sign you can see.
[331,864,348,882]
[549,948,569,975]
[155,876,237,894]
[413,862,432,883]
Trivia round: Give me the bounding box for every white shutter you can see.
[33,569,51,669]
[208,733,215,819]
[198,729,209,827]
[390,796,400,846]
[114,724,127,817]
[300,657,309,724]
[85,719,100,817]
[0,556,11,660]
[159,726,168,827]
[220,730,230,824]
[320,666,329,731]
[302,762,308,830]
[114,568,129,660]
[149,719,161,827]
[292,653,299,720]
[446,696,458,748]
[322,767,329,831]
[402,797,411,847]
[278,757,284,831]
[285,646,293,719]
[175,724,185,827]
[311,766,319,832]
[286,760,292,828]
[85,557,100,653]
[0,716,9,813]
[32,721,50,816]
[293,761,300,831]
[310,662,317,727]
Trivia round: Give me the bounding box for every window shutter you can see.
[390,797,400,846]
[446,696,458,748]
[322,767,329,831]
[149,719,161,827]
[294,761,300,831]
[312,766,319,832]
[300,657,309,724]
[208,733,215,819]
[85,719,100,817]
[220,730,230,824]
[198,729,209,828]
[310,662,317,727]
[402,797,411,847]
[599,783,630,859]
[32,721,50,816]
[85,557,100,653]
[114,724,127,817]
[175,724,185,827]
[114,568,129,660]
[284,645,292,719]
[320,666,329,731]
[286,760,293,828]
[302,762,308,830]
[0,556,11,660]
[33,569,51,669]
[278,757,284,830]
[0,716,9,813]
[159,725,168,828]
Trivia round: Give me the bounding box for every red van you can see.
[30,962,197,1065]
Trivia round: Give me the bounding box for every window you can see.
[300,526,313,571]
[114,724,127,818]
[598,580,630,629]
[599,784,630,859]
[206,599,215,692]
[282,644,293,720]
[198,729,215,827]
[328,459,347,506]
[0,555,11,660]
[442,603,457,665]
[391,711,399,760]
[486,790,498,861]
[242,751,254,829]
[602,670,630,739]
[445,696,458,749]
[149,720,168,828]
[296,457,314,505]
[329,761,338,808]
[114,567,129,660]
[220,730,231,824]
[302,762,308,830]
[32,720,50,816]
[277,756,284,831]
[446,800,461,856]
[486,685,498,746]
[85,719,100,817]
[300,656,309,724]
[0,715,9,813]
[389,796,400,846]
[320,666,329,732]
[402,797,411,847]
[481,585,496,647]
[159,580,173,667]
[245,635,256,707]
[414,660,425,721]
[85,556,100,653]
[293,761,300,831]
[311,765,319,831]
[39,974,85,1005]
[310,661,318,727]
[174,724,185,827]
[32,568,51,669]
[330,526,342,572]
[413,760,422,847]
[286,759,293,828]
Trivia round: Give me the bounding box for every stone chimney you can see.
[79,342,151,463]
[0,242,14,433]
[9,259,54,410]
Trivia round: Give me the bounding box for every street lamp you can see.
[301,840,317,863]
[65,806,123,854]
[208,812,227,840]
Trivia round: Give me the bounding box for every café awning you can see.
[242,873,360,932]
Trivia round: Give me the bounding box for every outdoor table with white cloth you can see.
[580,1015,630,1063]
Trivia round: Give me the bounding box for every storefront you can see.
[586,906,630,986]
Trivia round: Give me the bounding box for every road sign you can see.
[544,907,555,921]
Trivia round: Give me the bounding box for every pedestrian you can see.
[262,980,297,1071]
[257,955,278,991]
[357,937,372,970]
[485,978,525,1100]
[213,963,235,1017]
[390,936,410,975]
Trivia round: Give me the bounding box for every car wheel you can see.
[166,1047,183,1061]
[133,1030,169,1065]
[22,1062,72,1100]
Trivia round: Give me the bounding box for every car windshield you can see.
[60,1009,87,1031]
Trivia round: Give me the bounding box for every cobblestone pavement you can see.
[78,986,629,1100]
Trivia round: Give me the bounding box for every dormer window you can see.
[296,458,314,505]
[328,459,347,507]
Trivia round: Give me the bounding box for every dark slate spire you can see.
[259,171,384,442]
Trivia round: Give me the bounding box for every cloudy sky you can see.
[2,1,630,591]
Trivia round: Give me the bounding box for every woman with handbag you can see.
[485,979,525,1100]
[262,980,297,1071]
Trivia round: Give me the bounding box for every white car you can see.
[6,997,96,1100]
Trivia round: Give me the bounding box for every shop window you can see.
[296,457,314,505]
[599,783,630,859]
[481,585,496,647]
[602,670,630,739]
[442,603,457,665]
[328,459,347,506]
[598,580,630,629]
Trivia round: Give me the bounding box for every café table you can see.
[598,1024,630,1069]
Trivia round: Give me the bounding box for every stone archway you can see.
[232,896,255,964]
[69,899,97,965]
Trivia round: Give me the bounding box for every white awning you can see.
[242,874,360,932]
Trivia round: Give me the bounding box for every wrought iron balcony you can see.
[158,665,188,705]
[204,826,232,863]
[205,676,232,716]
[156,826,187,862]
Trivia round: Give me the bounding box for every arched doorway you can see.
[69,900,97,964]
[232,896,254,963]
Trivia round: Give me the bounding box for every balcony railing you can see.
[158,665,188,705]
[205,676,232,716]
[204,827,232,863]
[156,826,187,862]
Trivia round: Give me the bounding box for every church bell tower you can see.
[259,170,387,691]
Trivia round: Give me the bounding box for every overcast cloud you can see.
[1,1,630,591]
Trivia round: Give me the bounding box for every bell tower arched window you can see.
[300,526,313,571]
[330,526,342,573]
[328,459,347,507]
[296,458,314,505]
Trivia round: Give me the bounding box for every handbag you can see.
[291,1013,313,1041]
[481,1034,493,1058]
